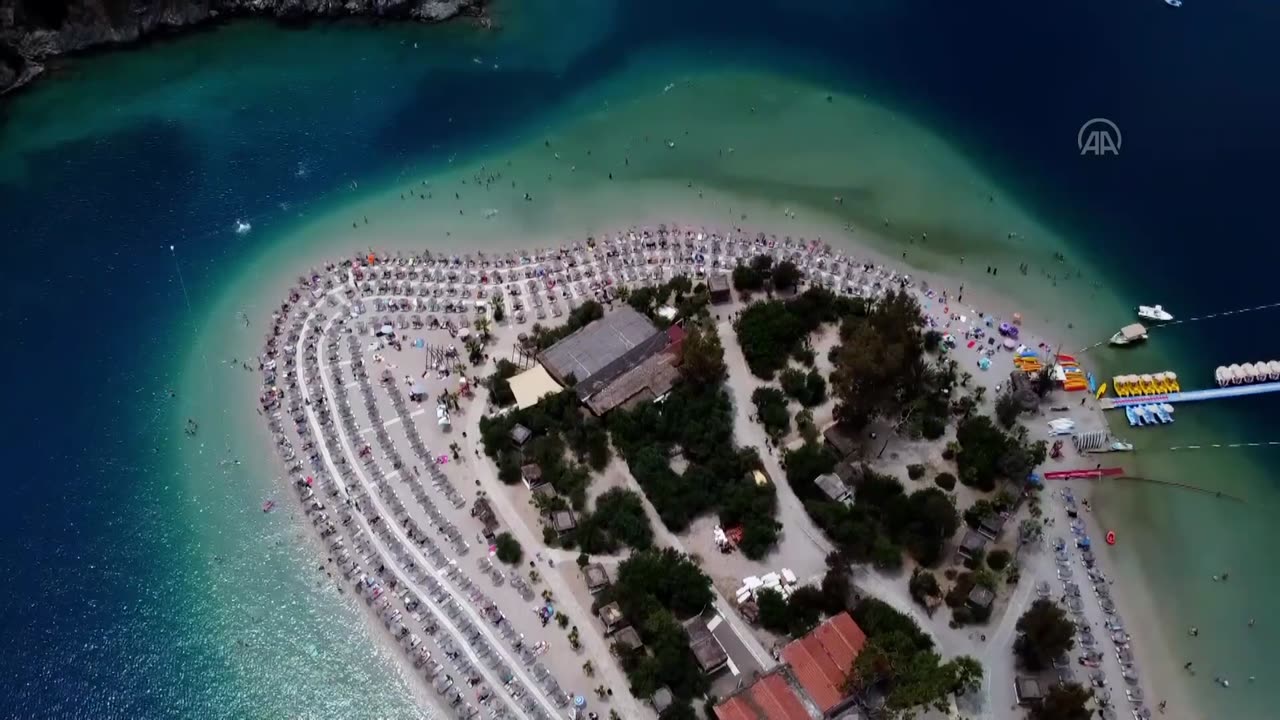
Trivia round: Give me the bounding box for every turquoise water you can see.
[2,1,1279,717]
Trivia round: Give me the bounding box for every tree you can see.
[755,588,790,634]
[964,499,997,529]
[780,367,827,407]
[1032,683,1093,720]
[772,260,801,292]
[1014,599,1075,670]
[995,390,1022,428]
[680,322,726,385]
[909,568,942,610]
[732,264,765,293]
[987,549,1012,571]
[752,387,791,440]
[574,487,654,553]
[615,548,713,620]
[782,441,839,497]
[831,290,926,430]
[494,532,522,565]
[734,300,805,378]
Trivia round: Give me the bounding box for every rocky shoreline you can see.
[0,0,487,95]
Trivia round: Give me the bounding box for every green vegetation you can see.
[678,322,727,385]
[1031,683,1093,720]
[600,549,714,703]
[486,359,521,408]
[610,327,780,559]
[751,387,791,440]
[479,390,610,509]
[907,463,926,481]
[779,367,827,407]
[625,276,710,326]
[734,287,863,379]
[987,549,1012,571]
[934,472,957,491]
[731,254,773,294]
[1014,599,1076,670]
[908,568,942,610]
[530,300,604,350]
[847,597,984,717]
[830,290,926,429]
[573,488,654,554]
[955,414,1047,492]
[754,585,827,638]
[945,570,995,624]
[494,532,522,564]
[771,260,801,292]
[787,449,959,568]
[995,389,1023,428]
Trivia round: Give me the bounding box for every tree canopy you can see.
[573,488,654,554]
[1014,599,1076,670]
[494,532,522,564]
[1031,683,1093,720]
[830,290,928,430]
[780,367,828,407]
[956,414,1047,492]
[679,322,726,385]
[479,390,610,509]
[794,462,958,568]
[846,597,982,717]
[602,548,716,701]
[610,343,781,559]
[752,386,791,440]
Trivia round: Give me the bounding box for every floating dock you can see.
[1100,381,1280,410]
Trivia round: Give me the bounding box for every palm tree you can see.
[583,660,595,677]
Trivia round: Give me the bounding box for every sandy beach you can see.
[229,203,1188,720]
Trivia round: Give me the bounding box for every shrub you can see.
[921,414,946,440]
[907,464,926,481]
[935,472,957,491]
[987,549,1012,571]
[494,532,523,564]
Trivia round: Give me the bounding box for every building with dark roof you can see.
[708,273,733,305]
[684,616,730,675]
[823,425,859,460]
[780,612,867,715]
[538,306,666,395]
[582,563,611,593]
[958,529,989,560]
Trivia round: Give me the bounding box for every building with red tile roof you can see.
[780,612,867,714]
[714,669,812,720]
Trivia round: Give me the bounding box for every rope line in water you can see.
[1078,300,1280,353]
[1168,441,1280,451]
[1115,475,1245,502]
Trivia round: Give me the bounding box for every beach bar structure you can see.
[537,306,667,395]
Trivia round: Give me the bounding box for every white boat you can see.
[234,220,252,235]
[1165,0,1183,7]
[1109,440,1134,452]
[1110,323,1148,346]
[1136,304,1173,322]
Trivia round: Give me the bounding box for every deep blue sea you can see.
[3,0,1279,717]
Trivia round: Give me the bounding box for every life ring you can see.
[1105,531,1117,546]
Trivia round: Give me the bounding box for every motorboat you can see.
[1136,304,1173,322]
[1110,323,1148,346]
[235,219,252,235]
[1165,0,1183,7]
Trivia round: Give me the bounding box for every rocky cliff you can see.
[0,0,486,94]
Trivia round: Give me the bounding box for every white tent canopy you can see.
[508,364,563,410]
